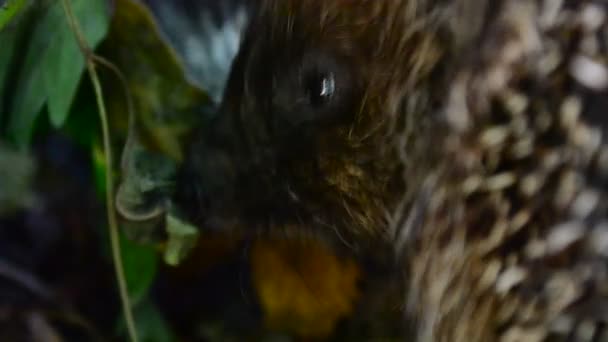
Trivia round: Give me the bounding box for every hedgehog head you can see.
[174,0,468,248]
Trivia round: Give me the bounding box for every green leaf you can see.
[7,0,110,147]
[60,81,100,148]
[163,207,199,266]
[120,232,158,306]
[0,24,19,123]
[117,299,175,342]
[117,137,177,219]
[44,0,110,128]
[115,136,178,244]
[7,44,47,146]
[0,0,27,31]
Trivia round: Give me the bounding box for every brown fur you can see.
[177,0,452,243]
[176,0,608,340]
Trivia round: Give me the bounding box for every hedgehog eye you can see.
[304,71,336,107]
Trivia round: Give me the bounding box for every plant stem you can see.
[59,0,138,341]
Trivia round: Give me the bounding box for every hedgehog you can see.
[174,0,608,340]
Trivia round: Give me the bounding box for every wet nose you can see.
[173,115,239,227]
[173,162,210,225]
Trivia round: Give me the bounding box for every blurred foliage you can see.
[99,0,209,161]
[0,143,34,214]
[0,2,22,116]
[128,300,175,342]
[0,0,27,31]
[164,207,199,266]
[120,233,158,306]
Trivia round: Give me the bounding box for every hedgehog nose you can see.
[176,128,240,212]
[173,158,203,226]
[173,111,241,228]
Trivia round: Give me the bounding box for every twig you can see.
[59,0,138,341]
[0,258,54,301]
[89,53,139,342]
[0,259,107,341]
